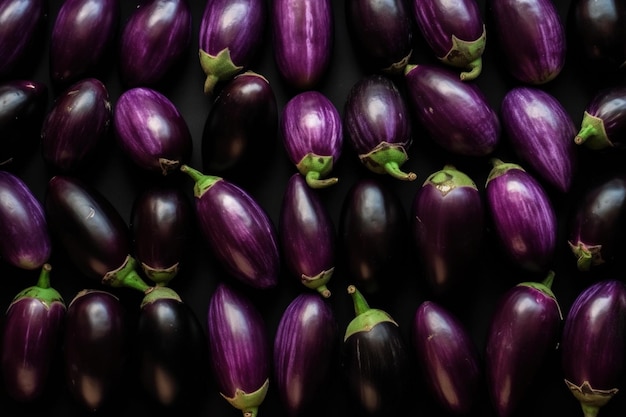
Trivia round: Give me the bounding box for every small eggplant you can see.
[343,74,416,181]
[280,91,343,188]
[574,85,626,150]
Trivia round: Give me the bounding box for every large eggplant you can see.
[574,85,626,150]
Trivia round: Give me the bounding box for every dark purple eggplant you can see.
[207,282,270,417]
[343,74,416,181]
[198,0,266,95]
[403,63,500,156]
[412,300,482,415]
[41,77,112,173]
[113,87,192,175]
[574,85,626,150]
[485,159,557,273]
[272,0,333,90]
[180,165,280,289]
[561,279,626,417]
[411,0,486,80]
[485,272,562,417]
[119,0,192,88]
[1,264,65,403]
[280,90,343,188]
[273,293,338,417]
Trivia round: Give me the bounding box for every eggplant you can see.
[411,0,486,80]
[272,0,333,90]
[180,165,280,289]
[1,264,65,403]
[273,293,338,417]
[41,77,112,173]
[113,87,192,176]
[485,272,562,417]
[574,85,626,150]
[207,282,270,417]
[343,74,416,181]
[403,63,500,156]
[561,279,626,417]
[500,86,578,193]
[119,0,192,88]
[280,90,343,188]
[198,0,266,95]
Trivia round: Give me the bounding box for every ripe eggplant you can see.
[198,0,266,95]
[1,264,65,403]
[41,77,112,173]
[404,63,500,156]
[485,272,562,417]
[561,279,626,417]
[207,282,270,417]
[113,87,192,176]
[272,0,333,90]
[574,85,626,150]
[273,293,338,417]
[500,86,578,193]
[180,165,280,289]
[343,74,416,181]
[119,0,192,88]
[280,90,343,188]
[411,0,486,80]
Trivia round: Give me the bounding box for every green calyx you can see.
[296,153,338,188]
[12,263,64,308]
[382,50,413,75]
[574,112,611,150]
[301,268,334,298]
[486,158,524,184]
[568,241,603,272]
[140,286,182,309]
[440,25,486,81]
[199,48,243,95]
[344,285,397,341]
[564,379,618,417]
[221,378,269,417]
[142,262,179,286]
[102,255,151,293]
[359,142,416,181]
[180,164,222,198]
[404,64,418,77]
[425,164,477,195]
[519,270,563,319]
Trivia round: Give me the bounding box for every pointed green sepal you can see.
[199,48,243,95]
[296,153,338,188]
[564,379,618,417]
[518,270,563,319]
[221,378,269,417]
[140,285,182,308]
[12,263,65,309]
[574,112,612,150]
[440,25,486,81]
[301,267,334,298]
[344,285,397,341]
[102,255,151,293]
[141,262,179,286]
[359,142,416,181]
[180,164,222,198]
[486,158,525,184]
[568,241,603,272]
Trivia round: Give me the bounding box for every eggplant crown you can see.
[425,164,477,195]
[12,263,65,309]
[486,158,525,183]
[344,285,397,341]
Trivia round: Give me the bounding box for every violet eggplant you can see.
[411,0,486,80]
[198,0,266,95]
[280,91,343,188]
[403,63,500,156]
[180,165,280,289]
[273,293,338,417]
[1,264,65,403]
[207,282,270,417]
[343,74,416,181]
[113,87,192,175]
[574,85,626,150]
[485,272,562,417]
[561,279,626,417]
[119,0,192,88]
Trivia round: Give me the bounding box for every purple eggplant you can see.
[198,0,266,95]
[1,264,65,403]
[180,165,280,289]
[279,173,335,297]
[41,77,112,173]
[207,282,270,417]
[273,293,338,417]
[403,63,500,156]
[113,87,192,176]
[500,86,578,193]
[411,0,486,80]
[412,300,482,415]
[119,0,192,88]
[575,85,626,150]
[561,279,626,417]
[272,0,333,90]
[485,272,562,417]
[343,74,416,181]
[280,91,343,188]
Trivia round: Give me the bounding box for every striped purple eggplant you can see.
[273,293,338,417]
[561,279,626,417]
[180,165,279,289]
[281,91,343,188]
[501,86,578,193]
[343,74,416,181]
[404,63,500,156]
[198,0,266,95]
[575,85,626,150]
[272,0,333,90]
[411,0,486,80]
[485,272,562,417]
[207,283,270,417]
[485,159,557,273]
[412,300,482,415]
[1,264,65,403]
[113,87,192,176]
[41,77,112,173]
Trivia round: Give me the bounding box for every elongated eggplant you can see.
[574,85,626,150]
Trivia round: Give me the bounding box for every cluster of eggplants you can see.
[343,74,416,181]
[575,85,626,150]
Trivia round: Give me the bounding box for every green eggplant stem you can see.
[542,270,555,290]
[36,263,53,289]
[305,171,338,188]
[102,255,150,293]
[460,57,482,81]
[385,161,416,181]
[347,285,370,316]
[575,125,596,145]
[581,403,600,417]
[577,250,593,272]
[180,164,222,197]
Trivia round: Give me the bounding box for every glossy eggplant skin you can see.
[575,85,626,150]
